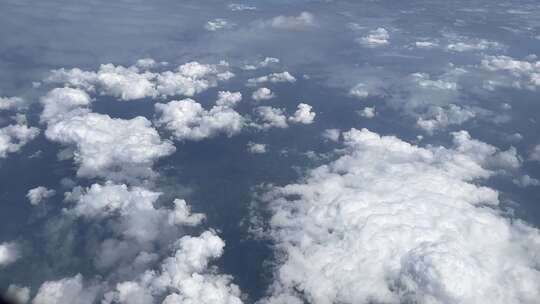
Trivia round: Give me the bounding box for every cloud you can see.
[228,3,256,11]
[416,104,475,134]
[252,87,276,101]
[26,186,56,205]
[253,106,289,129]
[447,39,500,52]
[415,41,439,49]
[481,55,540,90]
[155,93,245,141]
[242,57,280,71]
[288,103,316,124]
[33,274,99,304]
[513,175,540,188]
[4,284,30,304]
[40,87,92,124]
[0,242,21,267]
[205,19,234,31]
[358,106,376,118]
[47,61,235,100]
[247,72,296,86]
[0,122,39,158]
[357,28,389,47]
[0,96,29,111]
[266,12,314,29]
[247,142,267,154]
[258,128,539,304]
[44,112,175,180]
[322,129,340,142]
[530,144,540,162]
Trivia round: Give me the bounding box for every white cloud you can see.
[0,96,28,111]
[513,175,540,188]
[45,113,175,180]
[103,231,243,304]
[259,128,539,304]
[358,28,389,47]
[322,129,340,142]
[26,186,56,205]
[33,274,98,304]
[447,39,500,52]
[252,87,276,101]
[530,144,540,162]
[415,41,439,49]
[358,106,376,118]
[416,104,475,133]
[253,106,288,129]
[40,87,92,124]
[205,19,234,31]
[348,83,370,99]
[242,57,280,71]
[0,122,39,158]
[47,61,235,100]
[247,72,296,86]
[0,242,21,267]
[288,103,315,124]
[247,142,267,154]
[5,284,30,304]
[228,3,256,11]
[481,55,540,90]
[267,12,314,29]
[155,94,245,141]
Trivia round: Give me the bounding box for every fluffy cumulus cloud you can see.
[26,186,56,205]
[358,106,376,118]
[253,106,289,129]
[531,144,540,162]
[47,61,234,100]
[45,112,175,180]
[205,19,234,31]
[155,92,245,141]
[33,274,99,304]
[242,57,280,71]
[258,128,539,304]
[266,12,314,29]
[252,87,275,101]
[40,87,92,123]
[0,242,21,267]
[0,96,28,111]
[322,129,340,142]
[481,55,540,90]
[4,284,30,304]
[288,103,316,124]
[247,72,296,86]
[416,104,476,134]
[358,28,390,47]
[0,122,39,158]
[247,142,267,154]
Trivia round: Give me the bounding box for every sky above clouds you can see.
[1,0,540,303]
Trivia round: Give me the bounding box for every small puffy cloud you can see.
[415,41,439,49]
[247,142,267,154]
[253,106,288,129]
[513,175,540,188]
[96,64,157,100]
[416,104,475,134]
[322,129,340,142]
[135,58,158,70]
[358,28,389,47]
[0,123,39,158]
[155,95,245,141]
[481,55,540,90]
[0,242,21,267]
[228,3,256,11]
[447,39,500,52]
[40,87,92,123]
[266,12,314,29]
[247,72,296,86]
[530,144,540,162]
[33,274,98,304]
[348,83,370,99]
[103,231,243,304]
[26,186,56,205]
[168,199,206,226]
[288,103,316,124]
[205,19,234,31]
[252,87,275,101]
[45,113,175,180]
[0,96,28,111]
[4,284,30,304]
[259,128,540,304]
[358,106,376,118]
[242,57,280,71]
